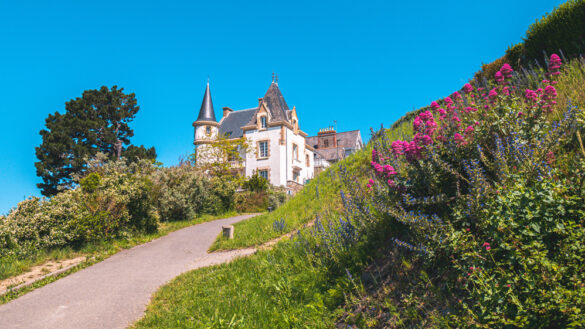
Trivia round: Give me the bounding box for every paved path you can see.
[0,214,258,329]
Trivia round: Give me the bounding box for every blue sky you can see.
[0,0,566,214]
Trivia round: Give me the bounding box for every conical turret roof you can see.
[262,82,289,121]
[195,82,217,122]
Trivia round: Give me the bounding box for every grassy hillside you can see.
[135,54,585,328]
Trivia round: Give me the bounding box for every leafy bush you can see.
[358,55,585,327]
[243,173,268,192]
[475,0,585,82]
[234,191,268,213]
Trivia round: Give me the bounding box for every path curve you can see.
[0,214,258,329]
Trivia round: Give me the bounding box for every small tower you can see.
[193,81,219,144]
[193,81,219,164]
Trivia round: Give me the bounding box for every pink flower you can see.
[421,135,433,145]
[488,88,498,102]
[391,140,405,155]
[463,83,473,93]
[430,101,440,111]
[368,179,374,184]
[518,112,524,117]
[444,97,453,104]
[464,126,474,134]
[419,110,434,122]
[374,163,383,174]
[452,91,462,100]
[525,89,538,102]
[438,108,446,115]
[548,54,562,75]
[366,183,372,189]
[454,133,465,145]
[413,117,424,132]
[495,71,504,83]
[502,86,510,96]
[500,63,513,79]
[383,165,395,173]
[543,85,557,99]
[387,179,395,187]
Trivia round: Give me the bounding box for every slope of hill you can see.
[134,3,585,327]
[135,55,585,329]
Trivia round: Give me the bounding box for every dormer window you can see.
[261,116,267,128]
[206,126,211,135]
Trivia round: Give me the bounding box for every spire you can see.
[195,81,216,122]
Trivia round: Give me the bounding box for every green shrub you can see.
[234,191,268,213]
[243,173,268,192]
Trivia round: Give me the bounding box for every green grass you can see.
[133,147,378,328]
[209,149,371,252]
[0,211,239,303]
[133,242,341,329]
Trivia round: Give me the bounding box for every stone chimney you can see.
[317,126,337,149]
[222,107,233,118]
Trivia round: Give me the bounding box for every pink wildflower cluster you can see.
[495,63,514,85]
[523,55,562,114]
[370,149,398,188]
[547,54,562,77]
[391,110,438,162]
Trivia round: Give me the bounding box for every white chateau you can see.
[193,79,315,192]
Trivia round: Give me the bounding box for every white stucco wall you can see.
[243,125,314,187]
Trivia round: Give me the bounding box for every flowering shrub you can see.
[358,55,585,326]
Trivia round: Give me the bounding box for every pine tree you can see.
[35,86,155,196]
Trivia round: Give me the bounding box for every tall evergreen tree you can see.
[35,86,155,196]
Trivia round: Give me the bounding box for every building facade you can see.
[193,80,315,191]
[306,127,364,174]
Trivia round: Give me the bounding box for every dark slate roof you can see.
[307,130,363,161]
[336,130,362,148]
[306,136,318,149]
[219,108,257,138]
[262,82,289,121]
[196,82,217,122]
[314,148,345,161]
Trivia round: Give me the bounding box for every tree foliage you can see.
[192,133,251,181]
[35,86,155,196]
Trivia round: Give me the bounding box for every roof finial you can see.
[272,72,275,83]
[275,73,278,84]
